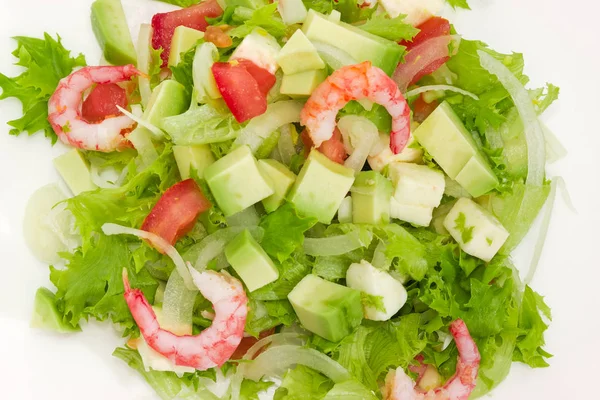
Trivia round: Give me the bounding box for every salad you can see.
[0,0,563,398]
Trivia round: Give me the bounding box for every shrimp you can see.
[48,65,141,152]
[122,267,248,370]
[300,61,411,155]
[383,319,481,400]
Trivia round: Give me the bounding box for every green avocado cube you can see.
[144,80,188,137]
[53,149,97,195]
[31,288,80,333]
[280,69,327,97]
[173,144,216,180]
[351,171,393,225]
[204,145,274,216]
[288,274,363,342]
[288,149,355,224]
[91,0,137,65]
[258,159,296,213]
[224,230,279,292]
[277,30,325,75]
[454,155,499,198]
[168,26,205,67]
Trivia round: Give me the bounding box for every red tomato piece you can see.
[141,179,211,249]
[231,328,276,360]
[410,56,450,87]
[301,128,348,165]
[235,59,276,97]
[151,0,223,66]
[401,16,451,51]
[412,94,440,123]
[81,83,128,123]
[212,61,268,123]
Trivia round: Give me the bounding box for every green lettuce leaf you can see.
[162,104,242,145]
[245,298,297,336]
[379,224,430,281]
[513,286,552,368]
[358,13,419,42]
[0,33,85,142]
[241,379,274,400]
[251,253,313,300]
[228,4,287,39]
[323,380,378,400]
[274,365,334,400]
[446,0,470,9]
[156,0,200,6]
[333,0,376,23]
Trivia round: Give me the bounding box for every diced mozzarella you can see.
[278,0,308,25]
[443,197,510,262]
[377,0,444,25]
[337,196,353,223]
[368,134,423,172]
[388,162,445,207]
[346,260,407,321]
[390,197,433,226]
[230,28,281,74]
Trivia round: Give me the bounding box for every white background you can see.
[0,0,598,398]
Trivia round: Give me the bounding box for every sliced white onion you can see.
[338,115,379,173]
[226,206,260,227]
[193,42,221,103]
[405,85,479,100]
[312,41,358,70]
[278,124,297,166]
[234,101,304,153]
[371,240,387,269]
[161,269,197,336]
[303,229,373,256]
[478,51,546,187]
[90,164,120,189]
[116,105,165,139]
[541,121,567,164]
[136,24,153,107]
[101,223,195,290]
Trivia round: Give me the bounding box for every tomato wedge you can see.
[152,0,223,66]
[231,328,276,360]
[81,83,128,123]
[412,94,440,123]
[212,61,268,123]
[301,128,348,165]
[141,179,211,248]
[235,59,276,97]
[401,17,451,51]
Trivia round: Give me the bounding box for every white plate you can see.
[0,0,598,398]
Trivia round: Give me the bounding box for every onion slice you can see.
[405,85,479,100]
[312,41,358,70]
[477,50,546,187]
[338,115,379,173]
[304,229,373,256]
[101,223,195,290]
[161,269,197,336]
[116,105,164,139]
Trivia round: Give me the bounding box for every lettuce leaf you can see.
[358,14,419,42]
[513,286,552,368]
[446,0,470,9]
[0,33,85,142]
[162,104,242,145]
[241,379,274,400]
[245,299,297,336]
[251,253,313,300]
[323,379,378,400]
[274,365,334,400]
[228,4,287,39]
[156,0,200,6]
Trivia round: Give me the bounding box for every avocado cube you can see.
[302,10,403,76]
[454,155,500,198]
[443,198,509,262]
[204,145,274,216]
[173,145,216,180]
[288,149,355,224]
[258,159,296,213]
[287,274,363,342]
[31,288,80,332]
[53,149,97,195]
[280,69,327,97]
[143,80,188,137]
[91,0,137,65]
[224,230,279,292]
[351,171,393,225]
[277,30,325,75]
[168,26,205,67]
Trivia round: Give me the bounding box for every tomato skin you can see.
[152,0,223,66]
[412,94,440,123]
[409,56,450,86]
[81,83,128,123]
[211,61,268,123]
[141,179,211,249]
[235,59,276,97]
[401,16,451,51]
[301,128,348,165]
[231,328,276,360]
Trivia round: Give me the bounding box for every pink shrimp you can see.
[48,65,141,152]
[300,61,411,154]
[383,319,481,400]
[122,268,248,370]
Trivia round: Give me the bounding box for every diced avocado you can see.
[91,0,137,65]
[31,288,80,333]
[204,145,274,216]
[224,229,279,292]
[144,80,188,136]
[288,149,355,224]
[351,171,393,225]
[53,149,97,195]
[287,274,363,342]
[280,69,327,97]
[173,144,215,180]
[277,30,325,75]
[277,0,308,25]
[302,10,403,76]
[413,102,498,196]
[443,197,510,262]
[168,26,204,67]
[337,196,353,223]
[258,159,296,213]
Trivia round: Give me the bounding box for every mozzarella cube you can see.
[346,260,407,321]
[230,28,281,74]
[377,0,444,26]
[337,196,353,223]
[389,162,445,207]
[368,134,423,172]
[390,197,433,226]
[443,197,510,262]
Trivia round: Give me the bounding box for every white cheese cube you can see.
[443,197,510,262]
[389,162,445,207]
[230,28,281,74]
[368,134,423,172]
[390,197,433,226]
[377,0,444,25]
[346,260,407,321]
